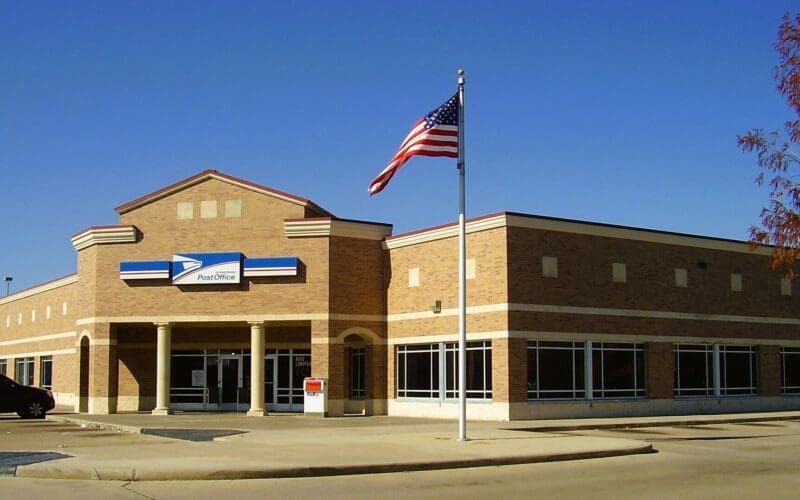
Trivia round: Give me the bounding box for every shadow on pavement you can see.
[140,428,247,442]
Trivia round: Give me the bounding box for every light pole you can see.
[3,276,12,297]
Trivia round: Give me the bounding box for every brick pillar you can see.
[646,342,674,399]
[367,343,388,415]
[758,345,781,397]
[492,338,527,420]
[88,322,118,414]
[310,320,344,416]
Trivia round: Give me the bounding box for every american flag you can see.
[369,92,459,195]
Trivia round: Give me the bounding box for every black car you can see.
[0,373,55,418]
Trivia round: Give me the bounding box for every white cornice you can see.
[0,275,77,306]
[0,331,77,346]
[71,226,137,251]
[285,219,392,241]
[383,214,507,249]
[504,214,772,256]
[383,212,772,256]
[76,312,385,325]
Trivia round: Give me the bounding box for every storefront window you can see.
[592,343,645,398]
[170,352,207,404]
[0,359,6,376]
[397,344,439,398]
[527,341,585,399]
[445,341,492,399]
[675,344,757,397]
[397,342,492,400]
[39,356,53,390]
[675,344,714,397]
[15,357,34,386]
[782,347,800,395]
[168,349,310,410]
[720,345,757,396]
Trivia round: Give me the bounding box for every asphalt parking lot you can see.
[2,414,800,499]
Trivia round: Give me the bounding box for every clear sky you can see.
[0,1,795,292]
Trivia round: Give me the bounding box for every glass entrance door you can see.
[265,355,275,407]
[266,351,310,412]
[219,355,242,411]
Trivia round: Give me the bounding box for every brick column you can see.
[646,342,674,399]
[152,323,172,415]
[87,322,118,415]
[493,338,528,406]
[758,345,781,397]
[367,343,388,415]
[310,320,344,416]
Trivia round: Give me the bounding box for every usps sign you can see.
[171,253,242,285]
[120,253,298,285]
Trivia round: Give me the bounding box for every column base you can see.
[246,408,268,417]
[151,408,173,416]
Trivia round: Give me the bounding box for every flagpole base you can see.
[458,437,471,442]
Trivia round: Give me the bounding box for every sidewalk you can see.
[8,410,798,481]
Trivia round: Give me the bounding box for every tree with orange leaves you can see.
[739,13,800,278]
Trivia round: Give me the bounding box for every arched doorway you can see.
[78,336,90,413]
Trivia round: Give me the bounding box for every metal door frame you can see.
[218,354,243,411]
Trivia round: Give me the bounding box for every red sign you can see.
[305,379,322,392]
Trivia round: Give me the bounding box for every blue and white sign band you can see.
[243,257,298,277]
[119,261,171,280]
[120,253,299,283]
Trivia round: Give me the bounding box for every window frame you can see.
[527,341,586,400]
[39,355,53,390]
[674,344,714,397]
[350,347,366,400]
[14,357,34,386]
[674,344,758,398]
[396,341,492,401]
[591,342,645,399]
[719,345,758,396]
[782,347,800,395]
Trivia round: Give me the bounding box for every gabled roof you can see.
[114,169,332,216]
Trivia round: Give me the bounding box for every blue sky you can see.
[0,1,795,292]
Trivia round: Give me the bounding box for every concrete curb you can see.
[15,443,654,481]
[46,415,145,434]
[507,414,800,433]
[48,412,800,437]
[27,412,795,482]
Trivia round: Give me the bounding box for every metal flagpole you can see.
[457,69,468,441]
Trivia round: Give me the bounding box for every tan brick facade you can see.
[2,172,800,420]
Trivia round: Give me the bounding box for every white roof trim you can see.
[384,213,770,255]
[504,214,771,255]
[383,214,507,249]
[115,171,322,215]
[71,226,137,251]
[285,219,392,240]
[0,275,77,305]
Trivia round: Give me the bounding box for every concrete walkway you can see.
[7,410,798,481]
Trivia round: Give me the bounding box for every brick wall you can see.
[81,179,331,319]
[646,342,674,399]
[386,226,509,340]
